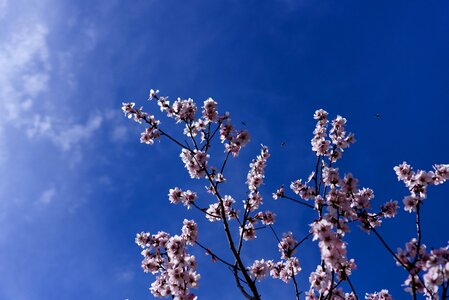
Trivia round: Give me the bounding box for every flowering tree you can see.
[123,89,449,300]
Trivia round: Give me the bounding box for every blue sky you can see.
[1,0,448,299]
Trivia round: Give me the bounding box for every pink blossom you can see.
[272,185,284,199]
[172,98,197,123]
[202,98,218,122]
[247,191,263,210]
[122,102,135,118]
[323,167,340,186]
[433,164,449,184]
[168,187,183,204]
[148,89,159,100]
[249,259,272,281]
[256,211,276,225]
[168,188,197,208]
[240,222,257,241]
[309,265,331,294]
[181,219,198,245]
[290,179,314,200]
[246,145,269,192]
[135,231,151,248]
[205,202,222,222]
[219,122,234,142]
[381,200,399,218]
[365,290,393,300]
[394,161,414,182]
[403,195,420,212]
[180,149,209,179]
[140,127,160,144]
[278,232,297,259]
[314,109,328,121]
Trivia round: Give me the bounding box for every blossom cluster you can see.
[310,219,352,271]
[395,239,449,299]
[238,210,277,241]
[365,289,394,300]
[180,149,209,179]
[248,232,301,283]
[140,89,252,160]
[279,110,411,298]
[205,195,237,222]
[394,162,449,212]
[122,102,161,144]
[168,187,197,208]
[135,220,200,300]
[306,264,359,299]
[311,109,355,161]
[202,98,218,122]
[217,115,250,157]
[150,90,198,124]
[246,145,270,210]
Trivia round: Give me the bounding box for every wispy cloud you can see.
[0,0,107,214]
[37,186,56,205]
[0,23,49,122]
[0,0,104,159]
[26,114,104,151]
[0,0,7,20]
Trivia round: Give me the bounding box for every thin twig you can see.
[291,269,301,300]
[195,240,237,269]
[370,225,434,297]
[190,202,221,219]
[269,225,281,244]
[280,195,315,209]
[232,267,253,300]
[220,151,231,175]
[292,232,313,252]
[346,276,359,300]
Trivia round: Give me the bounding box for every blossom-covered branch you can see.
[123,89,449,300]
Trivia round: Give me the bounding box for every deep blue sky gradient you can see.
[1,0,449,299]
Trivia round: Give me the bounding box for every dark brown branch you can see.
[141,114,190,150]
[202,166,261,299]
[195,240,237,269]
[413,203,422,265]
[346,276,359,300]
[292,232,313,252]
[370,225,434,297]
[232,267,253,300]
[442,280,448,300]
[237,204,251,256]
[291,270,301,300]
[190,202,221,219]
[269,225,281,244]
[314,155,321,196]
[201,121,222,152]
[280,195,315,209]
[370,226,409,270]
[163,124,260,299]
[220,151,231,175]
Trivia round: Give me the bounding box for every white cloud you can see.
[0,3,104,160]
[49,115,103,151]
[37,186,56,205]
[24,113,103,151]
[0,127,6,165]
[0,23,49,122]
[116,270,134,282]
[111,125,129,143]
[0,0,7,20]
[0,0,107,219]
